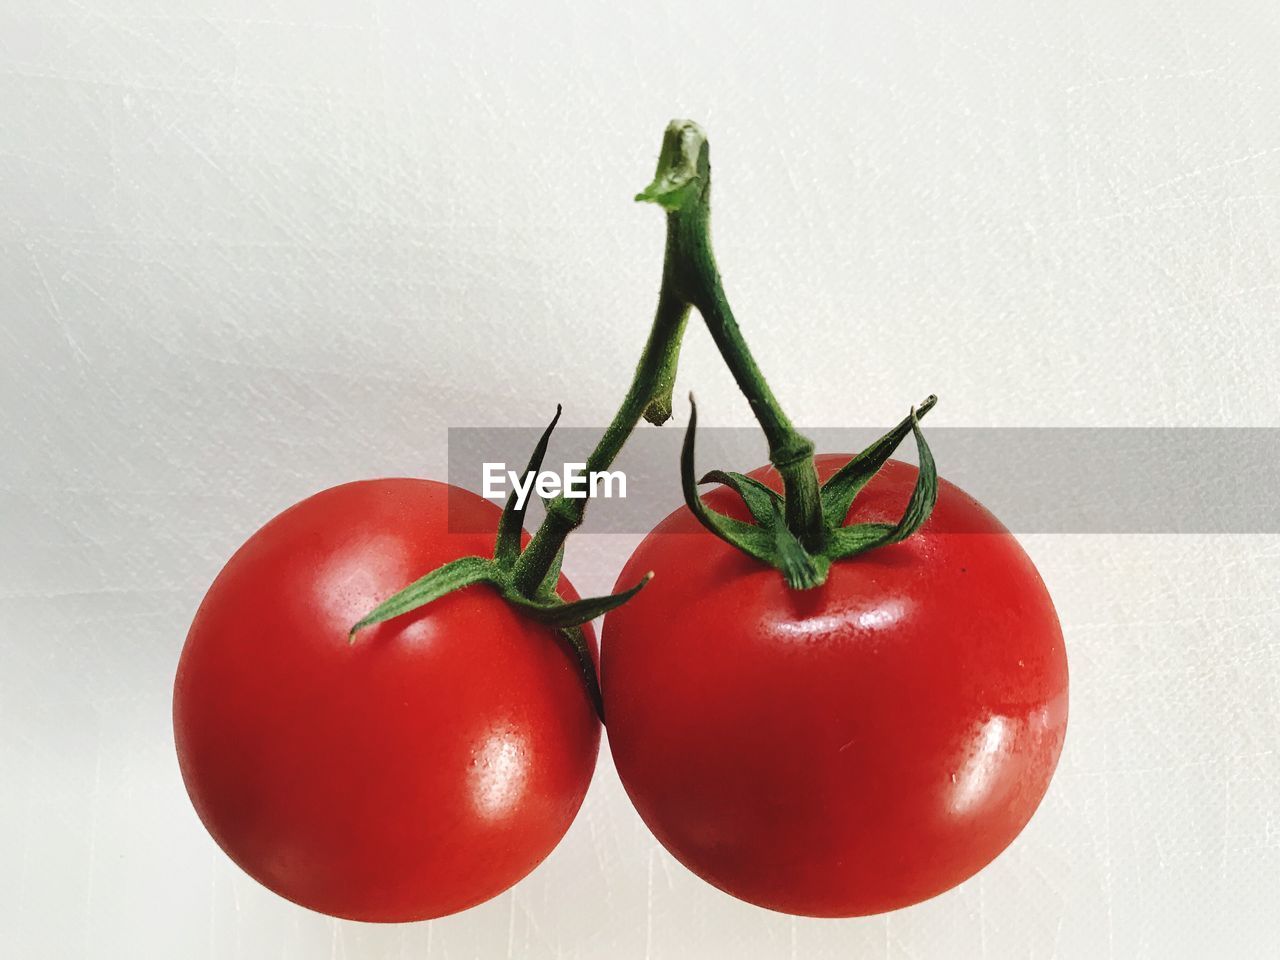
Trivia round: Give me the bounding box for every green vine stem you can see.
[348,123,709,672]
[513,118,828,590]
[512,119,818,591]
[628,120,939,591]
[634,120,826,552]
[508,295,690,596]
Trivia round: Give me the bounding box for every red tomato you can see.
[173,479,600,922]
[602,456,1068,917]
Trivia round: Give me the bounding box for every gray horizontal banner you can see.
[446,426,1280,535]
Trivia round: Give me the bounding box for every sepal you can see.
[502,572,653,629]
[494,405,562,565]
[819,395,936,528]
[348,556,497,642]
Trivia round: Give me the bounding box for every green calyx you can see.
[347,406,650,719]
[681,394,939,590]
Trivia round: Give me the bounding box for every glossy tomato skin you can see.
[602,457,1068,917]
[174,479,600,922]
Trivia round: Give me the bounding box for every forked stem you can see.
[634,120,826,552]
[512,120,826,594]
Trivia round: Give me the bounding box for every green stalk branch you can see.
[634,120,826,552]
[513,119,825,594]
[508,288,690,596]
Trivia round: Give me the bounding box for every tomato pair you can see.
[173,458,1067,921]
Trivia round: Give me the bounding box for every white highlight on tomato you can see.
[317,532,409,635]
[770,601,905,643]
[470,729,530,821]
[948,715,1010,816]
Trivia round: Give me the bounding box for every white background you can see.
[4,2,1279,957]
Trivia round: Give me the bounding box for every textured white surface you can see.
[3,2,1280,957]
